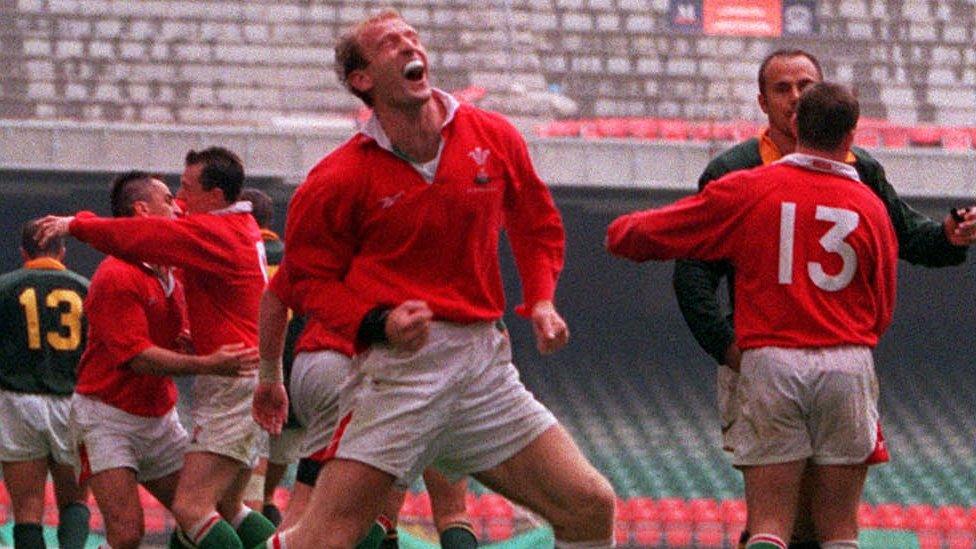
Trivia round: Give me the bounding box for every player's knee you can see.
[551,474,616,538]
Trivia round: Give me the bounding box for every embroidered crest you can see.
[468,147,491,184]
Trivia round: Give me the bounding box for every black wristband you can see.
[357,305,391,345]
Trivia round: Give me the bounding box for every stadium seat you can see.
[854,128,881,148]
[628,118,659,139]
[880,126,911,148]
[909,126,943,147]
[658,119,689,141]
[941,128,972,150]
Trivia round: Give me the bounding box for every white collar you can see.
[209,201,253,215]
[142,263,176,297]
[776,153,861,182]
[359,89,460,153]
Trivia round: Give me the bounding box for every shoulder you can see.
[850,146,885,182]
[454,104,523,141]
[701,138,762,186]
[304,134,372,187]
[51,268,90,288]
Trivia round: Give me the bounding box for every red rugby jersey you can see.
[69,203,265,354]
[607,155,898,349]
[278,103,564,348]
[75,257,186,417]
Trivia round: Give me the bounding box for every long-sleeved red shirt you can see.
[76,257,186,417]
[69,204,265,354]
[274,103,564,349]
[608,154,898,350]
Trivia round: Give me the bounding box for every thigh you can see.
[2,458,50,522]
[473,424,607,526]
[742,460,807,542]
[175,451,249,508]
[88,468,144,536]
[49,459,86,508]
[290,351,353,458]
[423,469,468,531]
[285,458,395,547]
[142,470,182,511]
[809,463,868,541]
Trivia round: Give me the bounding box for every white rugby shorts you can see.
[70,393,187,483]
[729,346,883,467]
[328,321,557,488]
[288,349,356,460]
[0,390,74,465]
[188,376,261,467]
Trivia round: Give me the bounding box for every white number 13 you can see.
[778,202,859,292]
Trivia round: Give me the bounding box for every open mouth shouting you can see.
[403,59,425,81]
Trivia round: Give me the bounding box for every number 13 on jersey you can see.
[779,202,860,292]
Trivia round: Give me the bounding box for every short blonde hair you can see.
[334,8,404,107]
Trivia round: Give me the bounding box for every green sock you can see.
[355,521,388,549]
[748,544,786,549]
[13,523,45,549]
[440,523,478,548]
[235,510,277,547]
[56,502,91,549]
[195,519,244,549]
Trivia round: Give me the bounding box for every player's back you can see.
[0,261,89,395]
[729,161,898,351]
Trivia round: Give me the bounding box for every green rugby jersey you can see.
[0,258,89,395]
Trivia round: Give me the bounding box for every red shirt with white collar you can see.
[273,92,564,349]
[608,154,898,349]
[69,203,265,354]
[75,257,187,417]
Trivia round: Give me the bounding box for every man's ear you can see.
[132,201,149,217]
[348,69,373,97]
[758,92,769,115]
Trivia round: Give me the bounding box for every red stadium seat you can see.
[633,523,663,546]
[696,523,726,548]
[596,118,632,138]
[875,502,909,529]
[858,502,880,528]
[719,499,746,528]
[909,126,942,147]
[400,491,431,520]
[658,119,690,141]
[916,530,943,549]
[486,521,513,541]
[628,118,659,139]
[854,128,881,148]
[879,126,910,148]
[732,120,763,140]
[665,522,694,546]
[941,128,973,150]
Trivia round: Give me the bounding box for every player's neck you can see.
[767,126,797,157]
[795,143,848,163]
[376,96,445,163]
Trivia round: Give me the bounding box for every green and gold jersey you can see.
[0,258,89,395]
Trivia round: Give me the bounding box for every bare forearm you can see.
[258,289,288,382]
[129,346,208,376]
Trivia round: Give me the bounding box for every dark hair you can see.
[110,170,162,217]
[240,188,274,229]
[758,49,824,95]
[335,8,403,107]
[796,82,859,151]
[184,147,245,203]
[21,218,63,258]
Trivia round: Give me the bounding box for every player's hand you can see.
[201,343,260,377]
[386,300,433,352]
[724,343,742,373]
[253,381,288,435]
[35,215,74,248]
[945,206,976,246]
[531,300,569,355]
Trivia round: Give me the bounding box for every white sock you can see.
[822,540,858,549]
[267,532,288,549]
[747,533,787,548]
[229,505,252,529]
[554,537,616,548]
[187,511,223,545]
